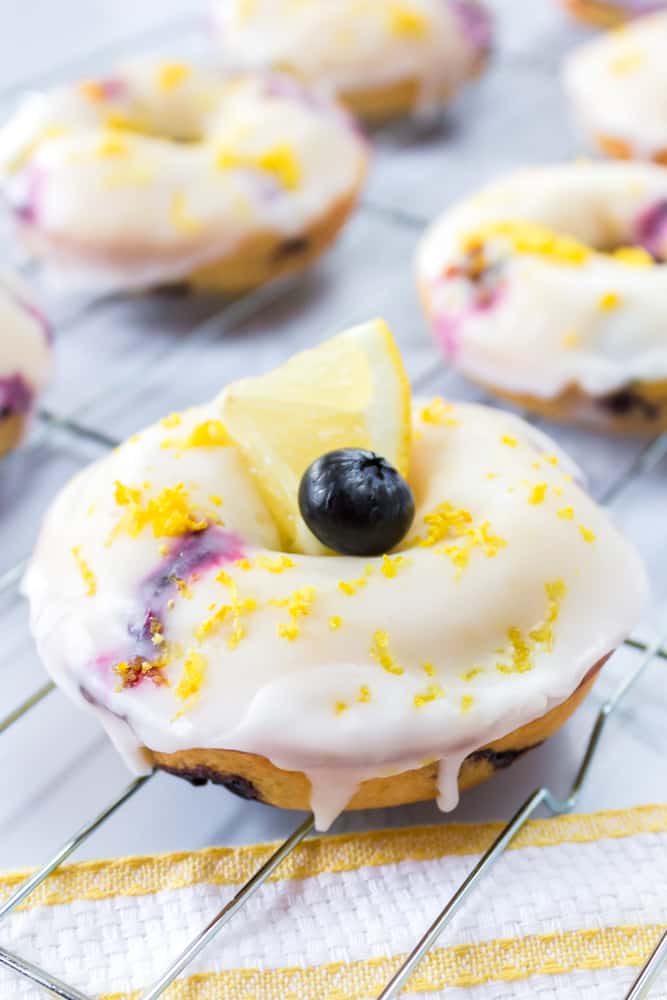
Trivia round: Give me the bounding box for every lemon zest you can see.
[71,546,97,596]
[370,630,404,676]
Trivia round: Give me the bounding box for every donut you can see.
[559,0,666,28]
[417,162,667,432]
[564,12,667,163]
[0,61,367,293]
[25,320,647,829]
[0,274,51,458]
[212,0,493,121]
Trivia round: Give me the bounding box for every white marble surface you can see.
[0,0,665,911]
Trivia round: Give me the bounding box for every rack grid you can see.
[1,2,666,997]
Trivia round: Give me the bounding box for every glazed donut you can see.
[565,12,667,163]
[559,0,666,28]
[212,0,492,121]
[25,323,646,829]
[0,274,51,458]
[0,61,367,292]
[417,162,667,432]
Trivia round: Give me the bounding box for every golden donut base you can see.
[0,413,26,459]
[343,54,489,121]
[472,377,667,434]
[273,51,489,124]
[418,280,667,433]
[188,185,363,294]
[595,133,667,166]
[36,180,364,297]
[147,658,605,813]
[559,0,635,26]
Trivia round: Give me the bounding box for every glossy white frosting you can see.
[0,61,367,290]
[417,162,667,401]
[0,272,51,420]
[25,386,647,829]
[565,13,667,159]
[212,0,492,114]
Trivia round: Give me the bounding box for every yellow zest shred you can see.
[175,649,207,703]
[579,525,596,544]
[255,554,295,573]
[613,246,654,267]
[497,579,567,674]
[463,221,592,266]
[157,62,191,92]
[414,683,445,709]
[461,666,484,682]
[104,112,146,134]
[216,143,301,190]
[196,571,257,649]
[257,144,301,190]
[422,661,436,677]
[114,654,169,690]
[388,4,428,36]
[358,685,372,703]
[161,413,182,429]
[417,502,507,578]
[558,506,574,520]
[420,397,458,426]
[334,701,349,715]
[329,616,343,631]
[501,434,518,447]
[110,481,210,542]
[380,554,409,578]
[528,483,548,505]
[96,134,129,158]
[271,586,317,640]
[599,291,621,311]
[71,546,96,597]
[339,567,372,596]
[461,694,475,714]
[370,630,404,676]
[162,420,232,452]
[561,329,581,348]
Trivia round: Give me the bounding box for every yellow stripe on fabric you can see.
[1,805,665,914]
[102,925,666,999]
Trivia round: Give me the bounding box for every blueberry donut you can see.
[0,61,367,293]
[559,0,666,27]
[0,274,51,457]
[212,0,492,121]
[25,320,647,829]
[417,162,667,432]
[565,12,667,164]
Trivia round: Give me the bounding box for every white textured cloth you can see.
[1,807,666,999]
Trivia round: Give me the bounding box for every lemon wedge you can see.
[221,318,412,554]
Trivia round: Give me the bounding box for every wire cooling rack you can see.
[1,2,667,997]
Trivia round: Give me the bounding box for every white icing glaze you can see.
[0,61,367,290]
[212,0,492,115]
[24,386,647,829]
[564,13,667,159]
[417,162,667,400]
[0,271,51,421]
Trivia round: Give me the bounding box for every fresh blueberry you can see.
[298,448,415,556]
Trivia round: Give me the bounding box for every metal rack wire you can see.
[1,4,666,998]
